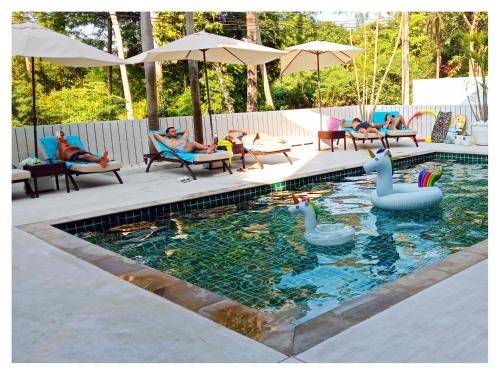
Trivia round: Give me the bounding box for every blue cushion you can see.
[372,111,399,124]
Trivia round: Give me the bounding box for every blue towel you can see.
[150,130,225,164]
[39,135,100,169]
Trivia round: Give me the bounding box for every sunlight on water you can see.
[80,160,488,324]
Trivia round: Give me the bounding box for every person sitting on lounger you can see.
[341,118,385,140]
[383,113,408,130]
[154,127,217,154]
[225,129,248,144]
[56,130,109,168]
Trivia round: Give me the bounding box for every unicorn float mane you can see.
[418,167,443,187]
[292,194,320,219]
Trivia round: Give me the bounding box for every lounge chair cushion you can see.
[349,131,382,139]
[372,111,399,124]
[245,144,290,153]
[386,129,417,136]
[69,160,122,173]
[12,169,31,182]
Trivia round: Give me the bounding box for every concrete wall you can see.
[12,104,474,167]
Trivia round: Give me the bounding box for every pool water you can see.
[79,160,488,324]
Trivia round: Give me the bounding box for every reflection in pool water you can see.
[80,160,488,324]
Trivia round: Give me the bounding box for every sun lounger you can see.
[144,131,233,179]
[12,167,34,198]
[371,111,418,148]
[339,122,387,151]
[241,133,292,169]
[39,135,123,185]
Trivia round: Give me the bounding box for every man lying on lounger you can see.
[55,130,109,168]
[154,127,217,154]
[340,118,385,140]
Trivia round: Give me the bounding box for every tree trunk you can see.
[435,18,441,79]
[214,63,234,113]
[256,14,274,109]
[246,11,258,112]
[401,12,410,105]
[370,14,380,108]
[150,11,164,89]
[464,12,479,77]
[109,11,134,119]
[140,11,159,145]
[107,16,113,95]
[185,12,204,144]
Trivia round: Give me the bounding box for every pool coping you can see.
[16,150,488,356]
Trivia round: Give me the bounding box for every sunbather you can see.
[341,118,385,140]
[225,129,248,144]
[56,130,109,168]
[154,127,217,154]
[383,113,408,130]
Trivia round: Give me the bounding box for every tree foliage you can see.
[11,11,488,125]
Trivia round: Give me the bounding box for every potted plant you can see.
[464,33,488,145]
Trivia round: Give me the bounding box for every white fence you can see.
[12,104,475,167]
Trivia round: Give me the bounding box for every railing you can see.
[12,104,476,167]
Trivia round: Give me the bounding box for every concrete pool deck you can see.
[11,141,488,362]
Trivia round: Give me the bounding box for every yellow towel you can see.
[217,139,233,165]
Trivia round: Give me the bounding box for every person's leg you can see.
[183,142,216,154]
[78,151,109,167]
[358,128,368,140]
[398,114,407,128]
[368,127,384,138]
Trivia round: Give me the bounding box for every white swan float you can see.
[288,195,355,246]
[363,148,443,211]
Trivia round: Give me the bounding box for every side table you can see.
[318,131,346,152]
[23,161,74,198]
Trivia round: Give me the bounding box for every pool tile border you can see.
[17,151,488,356]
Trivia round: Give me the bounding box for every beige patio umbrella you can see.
[281,41,364,130]
[127,31,288,138]
[12,22,125,157]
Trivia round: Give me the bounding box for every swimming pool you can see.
[75,158,488,325]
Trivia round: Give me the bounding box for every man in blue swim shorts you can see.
[154,127,217,153]
[341,118,385,140]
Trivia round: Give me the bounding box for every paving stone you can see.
[332,287,407,324]
[292,311,353,355]
[383,267,451,296]
[159,280,225,312]
[432,250,487,275]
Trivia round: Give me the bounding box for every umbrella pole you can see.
[201,49,215,141]
[316,53,323,131]
[31,56,38,158]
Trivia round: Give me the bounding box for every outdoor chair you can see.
[241,133,293,169]
[39,135,124,186]
[371,111,419,148]
[144,131,233,179]
[12,166,35,198]
[339,121,388,150]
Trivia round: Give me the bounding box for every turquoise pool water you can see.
[79,160,488,324]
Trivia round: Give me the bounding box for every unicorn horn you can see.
[292,194,300,204]
[368,149,375,158]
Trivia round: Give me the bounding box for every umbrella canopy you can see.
[12,22,125,157]
[280,41,363,131]
[127,30,287,65]
[280,41,363,75]
[12,22,125,66]
[127,31,287,140]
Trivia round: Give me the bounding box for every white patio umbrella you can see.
[127,31,288,139]
[281,41,364,130]
[12,22,125,157]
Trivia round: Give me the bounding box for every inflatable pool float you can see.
[363,148,443,211]
[288,195,355,246]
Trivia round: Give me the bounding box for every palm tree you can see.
[109,11,134,119]
[424,12,445,79]
[246,11,258,112]
[185,12,204,143]
[256,14,274,109]
[139,11,159,139]
[401,12,410,104]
